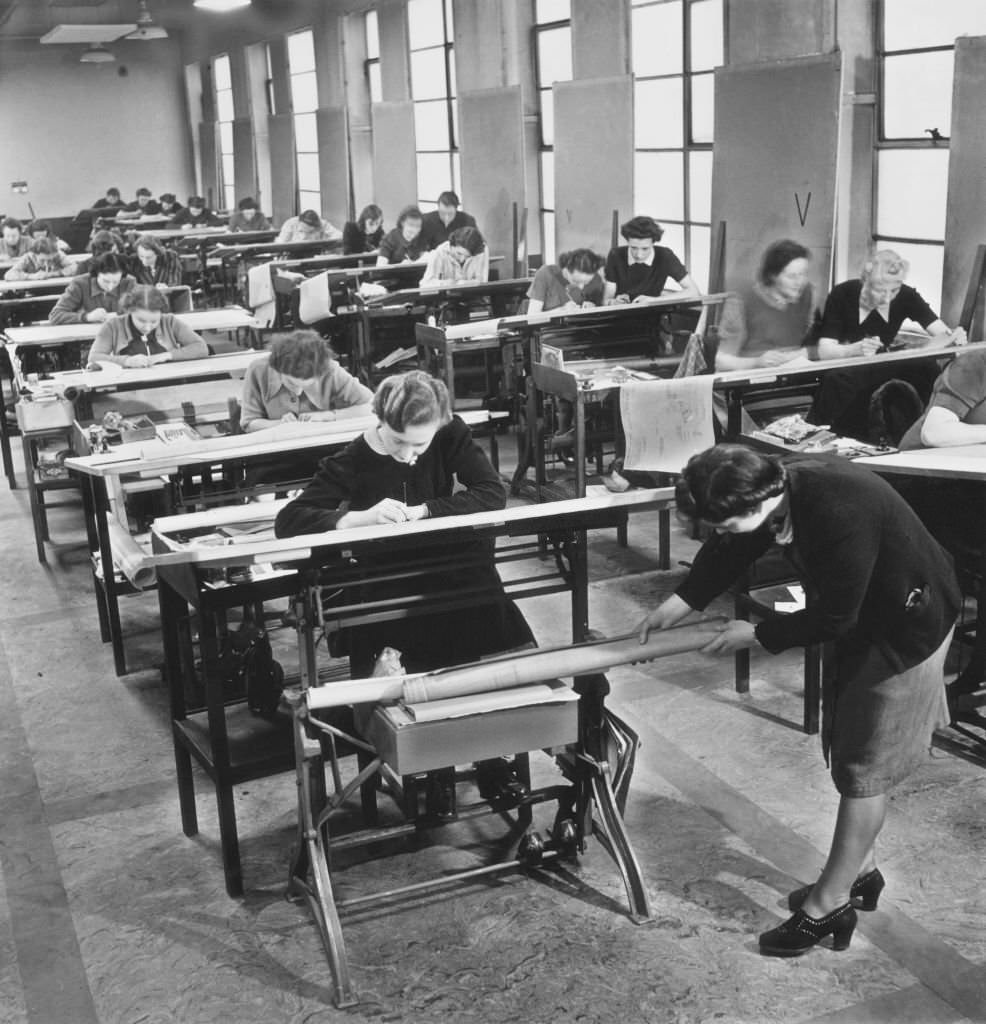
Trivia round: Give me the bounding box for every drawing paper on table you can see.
[619,375,715,474]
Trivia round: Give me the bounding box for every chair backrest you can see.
[867,379,924,447]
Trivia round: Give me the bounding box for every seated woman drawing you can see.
[85,285,208,368]
[807,250,967,439]
[715,239,816,371]
[275,370,536,816]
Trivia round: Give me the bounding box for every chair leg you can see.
[803,644,822,735]
[215,780,244,898]
[174,739,199,837]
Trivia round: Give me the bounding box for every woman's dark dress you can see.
[275,416,534,676]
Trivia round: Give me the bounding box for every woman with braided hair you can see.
[637,444,960,957]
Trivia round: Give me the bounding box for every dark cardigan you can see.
[676,455,961,677]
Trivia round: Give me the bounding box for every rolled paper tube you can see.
[105,515,157,590]
[305,620,726,711]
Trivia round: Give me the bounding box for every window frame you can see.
[533,1,572,264]
[408,0,458,211]
[213,52,236,213]
[630,0,721,289]
[287,27,321,215]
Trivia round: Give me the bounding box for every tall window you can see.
[214,53,236,211]
[875,0,986,304]
[408,0,457,210]
[288,28,321,213]
[365,10,382,103]
[534,0,572,263]
[631,0,722,292]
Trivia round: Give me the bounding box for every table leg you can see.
[0,347,17,489]
[93,488,127,675]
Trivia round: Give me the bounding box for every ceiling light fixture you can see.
[127,0,168,40]
[79,42,116,63]
[193,0,252,11]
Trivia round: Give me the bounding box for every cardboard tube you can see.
[306,621,725,711]
[105,515,157,590]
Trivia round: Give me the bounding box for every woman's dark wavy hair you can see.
[675,444,787,524]
[268,330,336,379]
[758,239,810,286]
[89,252,130,277]
[357,204,383,232]
[373,370,451,431]
[558,248,603,275]
[448,225,485,255]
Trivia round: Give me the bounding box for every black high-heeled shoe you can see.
[759,903,857,957]
[787,867,885,912]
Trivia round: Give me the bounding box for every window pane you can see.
[368,62,382,104]
[634,151,685,222]
[540,151,555,212]
[287,30,316,73]
[658,222,686,267]
[689,0,723,72]
[536,0,570,23]
[631,2,682,77]
[883,0,986,51]
[444,0,454,37]
[365,10,379,60]
[541,211,556,264]
[690,72,714,144]
[451,152,461,196]
[294,112,319,153]
[291,70,318,113]
[448,46,456,97]
[297,152,320,192]
[224,185,236,211]
[417,151,453,205]
[411,47,448,100]
[299,189,321,212]
[537,26,572,85]
[688,150,713,223]
[221,154,235,185]
[408,0,445,50]
[876,149,949,240]
[414,99,451,150]
[219,121,234,154]
[883,51,953,140]
[540,88,555,147]
[634,76,684,148]
[216,89,234,124]
[213,54,231,91]
[450,97,458,148]
[688,224,711,292]
[872,240,945,310]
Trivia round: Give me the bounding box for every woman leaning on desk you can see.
[239,329,372,433]
[85,285,208,368]
[714,238,816,371]
[525,248,605,314]
[4,238,77,281]
[807,250,968,440]
[419,226,489,286]
[49,252,136,325]
[275,370,535,817]
[637,443,960,958]
[131,234,183,289]
[342,204,384,254]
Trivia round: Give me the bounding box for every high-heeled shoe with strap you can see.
[787,867,885,912]
[759,903,857,957]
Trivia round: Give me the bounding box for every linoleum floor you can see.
[1,442,984,1024]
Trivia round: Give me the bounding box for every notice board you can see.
[459,87,525,269]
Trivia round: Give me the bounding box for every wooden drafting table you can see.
[855,443,986,702]
[148,486,676,914]
[65,409,505,676]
